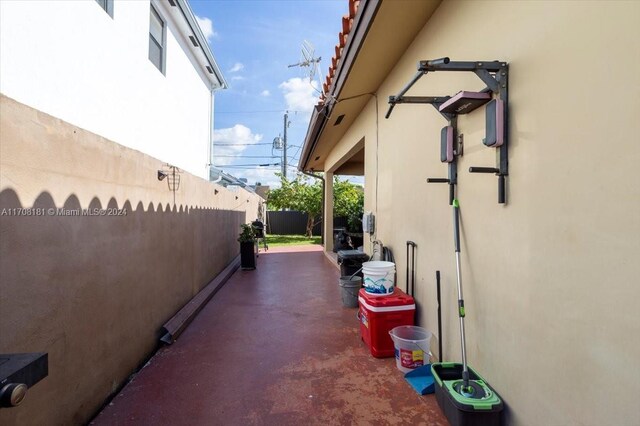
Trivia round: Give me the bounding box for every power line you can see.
[215,109,303,114]
[215,155,279,158]
[215,142,273,146]
[290,139,303,163]
[215,143,301,148]
[219,167,281,170]
[214,163,280,168]
[213,155,299,161]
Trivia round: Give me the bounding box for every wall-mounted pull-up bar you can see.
[385,57,450,119]
[385,57,509,204]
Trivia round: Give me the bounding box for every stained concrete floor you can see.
[92,245,447,426]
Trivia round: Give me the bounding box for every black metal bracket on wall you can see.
[385,58,509,204]
[386,95,459,204]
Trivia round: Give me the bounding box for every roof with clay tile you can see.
[299,0,443,172]
[319,0,360,105]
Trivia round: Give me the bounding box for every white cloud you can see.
[213,125,281,187]
[233,167,281,188]
[261,90,271,97]
[195,15,216,40]
[229,62,244,73]
[213,124,263,166]
[231,76,245,81]
[279,77,319,113]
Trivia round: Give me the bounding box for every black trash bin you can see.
[337,250,370,278]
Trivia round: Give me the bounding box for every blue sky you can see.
[189,0,347,187]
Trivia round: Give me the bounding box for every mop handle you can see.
[453,199,469,386]
[436,270,442,362]
[453,199,465,319]
[453,199,461,254]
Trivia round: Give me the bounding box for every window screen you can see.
[149,6,165,72]
[95,0,113,17]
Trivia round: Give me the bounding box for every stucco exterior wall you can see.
[0,95,262,425]
[0,0,214,179]
[329,1,640,424]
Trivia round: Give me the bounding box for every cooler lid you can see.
[358,287,414,307]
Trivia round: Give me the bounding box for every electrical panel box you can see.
[362,212,375,234]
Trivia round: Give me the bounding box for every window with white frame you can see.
[149,5,165,73]
[95,0,113,17]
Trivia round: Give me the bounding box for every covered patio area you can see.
[92,245,445,425]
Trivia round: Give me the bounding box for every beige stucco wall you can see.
[328,1,640,424]
[324,99,377,253]
[0,95,263,425]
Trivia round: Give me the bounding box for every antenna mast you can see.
[288,40,324,95]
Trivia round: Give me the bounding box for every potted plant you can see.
[238,223,256,270]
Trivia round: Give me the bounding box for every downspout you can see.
[301,170,325,244]
[209,83,225,180]
[207,88,213,179]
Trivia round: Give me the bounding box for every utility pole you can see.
[283,111,289,179]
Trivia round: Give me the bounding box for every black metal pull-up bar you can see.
[385,57,509,204]
[385,57,450,119]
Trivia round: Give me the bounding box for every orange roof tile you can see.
[318,0,360,106]
[349,0,359,19]
[341,32,348,47]
[342,15,350,35]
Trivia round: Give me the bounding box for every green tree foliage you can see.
[267,173,364,237]
[333,178,364,232]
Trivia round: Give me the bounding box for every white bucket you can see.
[389,326,432,373]
[361,261,395,296]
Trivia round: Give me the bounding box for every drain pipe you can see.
[301,170,325,244]
[207,88,214,179]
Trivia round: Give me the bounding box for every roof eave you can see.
[298,0,382,171]
[175,0,228,91]
[298,105,326,171]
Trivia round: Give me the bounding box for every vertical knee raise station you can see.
[385,57,510,205]
[386,58,508,424]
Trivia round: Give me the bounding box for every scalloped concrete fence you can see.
[0,95,263,425]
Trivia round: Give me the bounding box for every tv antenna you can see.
[288,40,323,95]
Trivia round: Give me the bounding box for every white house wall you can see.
[0,0,213,179]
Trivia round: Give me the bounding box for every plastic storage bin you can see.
[431,363,503,426]
[358,288,415,358]
[389,325,432,373]
[338,250,370,277]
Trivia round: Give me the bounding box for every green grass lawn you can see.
[265,234,322,247]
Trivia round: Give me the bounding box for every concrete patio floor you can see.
[92,245,446,425]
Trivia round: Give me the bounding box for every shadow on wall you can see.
[0,188,245,425]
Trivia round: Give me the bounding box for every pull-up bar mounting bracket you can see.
[386,57,509,204]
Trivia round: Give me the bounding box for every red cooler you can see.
[358,288,415,358]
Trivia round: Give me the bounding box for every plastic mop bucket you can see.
[389,325,432,373]
[339,276,362,308]
[362,261,396,296]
